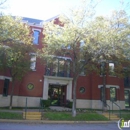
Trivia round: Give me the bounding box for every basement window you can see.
[79,87,85,93]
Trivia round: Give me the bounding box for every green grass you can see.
[0,107,23,110]
[0,112,22,119]
[43,112,109,121]
[121,114,130,120]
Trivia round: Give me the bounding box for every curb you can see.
[0,119,117,124]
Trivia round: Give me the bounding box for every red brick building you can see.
[0,16,130,110]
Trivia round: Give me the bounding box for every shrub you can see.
[66,100,73,108]
[41,99,51,108]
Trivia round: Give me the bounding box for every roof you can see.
[22,17,44,25]
[45,15,59,22]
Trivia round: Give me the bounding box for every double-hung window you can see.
[3,79,10,96]
[32,29,41,45]
[109,63,115,76]
[110,87,116,101]
[30,53,36,71]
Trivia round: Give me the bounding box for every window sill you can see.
[2,96,8,98]
[79,74,86,76]
[31,69,36,71]
[109,75,117,77]
[100,75,106,77]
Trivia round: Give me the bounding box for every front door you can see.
[48,84,66,106]
[124,90,130,108]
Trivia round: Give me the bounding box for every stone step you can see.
[23,112,41,115]
[102,113,119,120]
[23,112,42,120]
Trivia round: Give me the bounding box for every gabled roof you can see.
[44,15,59,22]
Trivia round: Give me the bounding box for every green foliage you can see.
[0,15,35,109]
[41,99,51,108]
[0,112,22,119]
[66,100,73,108]
[41,0,130,116]
[0,15,34,80]
[121,114,130,120]
[43,112,109,121]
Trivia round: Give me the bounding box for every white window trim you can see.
[0,76,12,81]
[98,85,120,89]
[32,28,41,45]
[32,28,41,32]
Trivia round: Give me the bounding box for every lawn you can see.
[0,109,130,121]
[0,112,22,119]
[43,112,109,121]
[121,114,130,120]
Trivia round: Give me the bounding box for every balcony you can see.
[45,67,71,78]
[44,56,71,78]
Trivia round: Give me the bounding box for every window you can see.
[67,45,71,49]
[33,30,40,44]
[109,63,115,76]
[62,44,71,49]
[80,40,85,47]
[124,90,130,108]
[79,87,85,93]
[66,59,71,77]
[80,60,86,75]
[30,54,36,70]
[45,56,71,77]
[124,77,130,87]
[3,79,10,96]
[124,68,130,87]
[110,87,116,101]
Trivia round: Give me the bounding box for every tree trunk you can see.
[9,78,15,109]
[72,76,78,117]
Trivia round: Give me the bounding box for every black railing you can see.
[111,100,121,118]
[102,100,110,120]
[24,97,27,120]
[39,98,44,112]
[45,68,71,78]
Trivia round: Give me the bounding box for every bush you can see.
[41,99,51,108]
[66,100,73,108]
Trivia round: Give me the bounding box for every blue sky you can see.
[2,0,130,20]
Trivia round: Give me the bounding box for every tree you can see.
[0,16,34,109]
[42,0,130,117]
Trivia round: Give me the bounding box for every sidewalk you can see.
[0,119,117,124]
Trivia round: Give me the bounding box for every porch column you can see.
[66,80,72,101]
[43,77,49,99]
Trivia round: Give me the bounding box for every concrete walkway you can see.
[49,106,72,111]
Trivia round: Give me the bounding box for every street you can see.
[0,122,122,130]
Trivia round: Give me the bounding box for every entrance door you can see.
[124,90,130,108]
[48,84,66,106]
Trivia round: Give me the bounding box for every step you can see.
[25,117,42,120]
[23,112,41,115]
[23,112,42,120]
[102,113,120,120]
[23,115,41,118]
